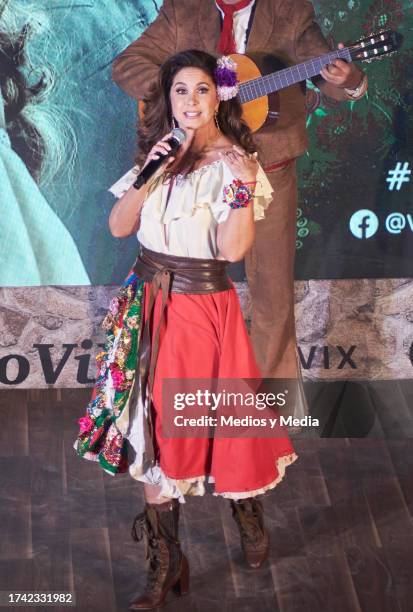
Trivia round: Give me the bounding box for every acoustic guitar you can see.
[231,28,402,132]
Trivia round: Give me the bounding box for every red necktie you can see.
[216,0,254,54]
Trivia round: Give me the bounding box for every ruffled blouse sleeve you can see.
[137,160,275,258]
[141,159,273,225]
[209,161,273,224]
[252,164,274,221]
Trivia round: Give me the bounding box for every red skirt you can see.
[145,284,297,498]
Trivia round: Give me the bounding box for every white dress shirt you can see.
[215,0,256,54]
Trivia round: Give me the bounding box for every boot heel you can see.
[129,500,188,610]
[172,554,190,596]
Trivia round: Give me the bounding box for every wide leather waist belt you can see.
[131,247,231,470]
[133,246,232,294]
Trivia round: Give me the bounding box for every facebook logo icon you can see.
[349,210,379,239]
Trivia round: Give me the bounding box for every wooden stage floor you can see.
[1,385,413,612]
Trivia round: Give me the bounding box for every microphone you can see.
[133,128,187,190]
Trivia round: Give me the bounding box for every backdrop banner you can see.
[1,0,412,388]
[1,280,412,388]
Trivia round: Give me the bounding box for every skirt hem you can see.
[213,451,298,499]
[74,426,298,501]
[132,450,299,501]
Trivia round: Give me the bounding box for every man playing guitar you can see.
[112,0,367,394]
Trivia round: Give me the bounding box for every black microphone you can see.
[133,128,187,190]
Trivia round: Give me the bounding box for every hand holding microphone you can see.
[133,128,187,190]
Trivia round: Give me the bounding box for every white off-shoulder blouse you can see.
[137,159,273,259]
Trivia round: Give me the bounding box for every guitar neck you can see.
[238,48,353,104]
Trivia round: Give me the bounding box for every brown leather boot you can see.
[129,499,189,610]
[230,497,269,569]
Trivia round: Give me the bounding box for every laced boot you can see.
[129,499,189,610]
[230,497,269,569]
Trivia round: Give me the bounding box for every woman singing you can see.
[75,49,297,610]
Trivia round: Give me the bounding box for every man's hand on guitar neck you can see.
[319,43,366,102]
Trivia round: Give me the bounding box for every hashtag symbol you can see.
[386,162,411,191]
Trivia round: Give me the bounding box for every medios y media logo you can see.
[350,209,413,239]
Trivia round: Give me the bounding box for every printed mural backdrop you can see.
[296,0,413,280]
[0,0,412,387]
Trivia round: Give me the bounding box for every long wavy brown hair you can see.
[136,49,256,175]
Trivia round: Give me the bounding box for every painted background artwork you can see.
[1,0,412,286]
[0,0,412,387]
[296,0,413,279]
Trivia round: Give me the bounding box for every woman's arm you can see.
[109,182,149,238]
[216,147,259,262]
[217,204,255,263]
[109,132,176,238]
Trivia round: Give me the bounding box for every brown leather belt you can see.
[133,246,232,294]
[130,246,231,469]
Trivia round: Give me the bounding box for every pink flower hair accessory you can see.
[214,56,239,101]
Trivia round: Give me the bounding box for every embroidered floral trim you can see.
[74,271,144,474]
[223,179,254,209]
[175,159,223,181]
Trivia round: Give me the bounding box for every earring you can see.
[214,111,221,133]
[171,116,177,129]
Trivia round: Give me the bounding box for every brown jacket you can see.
[112,0,331,165]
